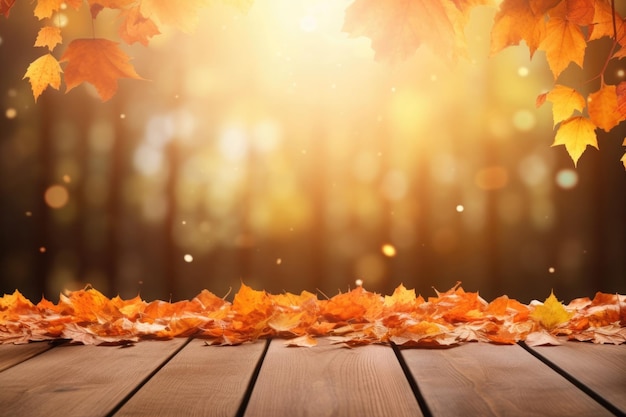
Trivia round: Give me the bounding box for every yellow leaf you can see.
[140,0,208,33]
[60,38,143,102]
[546,84,586,127]
[342,0,468,63]
[552,116,597,166]
[530,291,573,330]
[538,16,586,79]
[34,26,62,51]
[383,284,417,308]
[23,53,62,102]
[588,85,623,132]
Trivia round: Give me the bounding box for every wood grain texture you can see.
[115,339,266,417]
[0,341,53,372]
[401,342,613,417]
[530,342,626,413]
[244,338,422,417]
[0,338,188,417]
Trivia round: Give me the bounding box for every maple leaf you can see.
[140,0,208,33]
[321,286,383,323]
[490,0,551,57]
[558,0,594,26]
[589,0,625,42]
[525,329,562,346]
[552,116,598,166]
[88,0,136,18]
[34,26,62,51]
[383,284,419,311]
[342,0,468,63]
[530,291,573,330]
[538,16,586,79]
[23,53,62,102]
[0,290,36,316]
[284,334,317,347]
[118,6,161,46]
[542,84,586,127]
[60,38,143,101]
[32,0,83,18]
[1,0,15,17]
[588,84,624,132]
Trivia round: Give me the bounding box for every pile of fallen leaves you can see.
[1,283,624,347]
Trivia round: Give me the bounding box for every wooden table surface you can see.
[0,338,624,417]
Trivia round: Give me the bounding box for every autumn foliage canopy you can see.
[1,283,625,347]
[1,0,625,167]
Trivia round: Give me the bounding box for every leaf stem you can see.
[611,0,617,41]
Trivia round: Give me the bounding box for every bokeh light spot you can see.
[44,185,69,209]
[555,169,578,189]
[381,243,397,257]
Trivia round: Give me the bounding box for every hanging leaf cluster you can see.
[15,0,250,102]
[3,0,626,166]
[1,283,625,347]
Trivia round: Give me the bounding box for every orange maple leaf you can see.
[1,0,15,17]
[588,84,624,132]
[60,38,144,101]
[140,0,208,33]
[589,0,625,42]
[557,0,594,26]
[34,0,64,20]
[538,16,586,79]
[88,0,136,18]
[23,53,62,102]
[321,286,383,323]
[32,0,82,19]
[542,84,586,127]
[552,116,598,166]
[342,0,468,63]
[118,6,161,46]
[34,26,62,51]
[490,0,552,57]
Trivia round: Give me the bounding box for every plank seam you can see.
[234,337,271,417]
[0,340,66,374]
[391,343,433,417]
[518,341,626,417]
[105,337,193,417]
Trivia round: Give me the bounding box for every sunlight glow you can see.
[299,15,317,32]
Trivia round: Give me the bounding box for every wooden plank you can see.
[529,342,626,414]
[400,342,613,417]
[0,338,188,417]
[115,339,267,417]
[244,338,422,417]
[0,342,54,372]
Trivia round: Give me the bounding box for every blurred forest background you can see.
[1,0,625,304]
